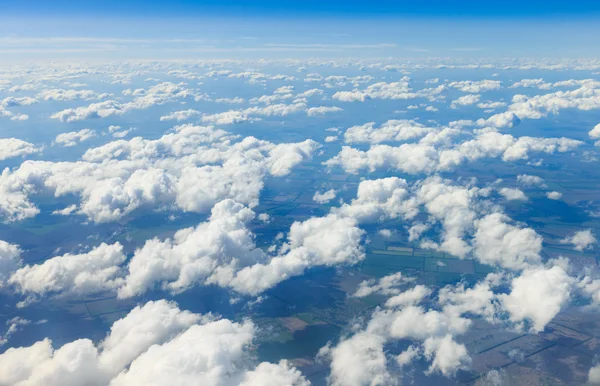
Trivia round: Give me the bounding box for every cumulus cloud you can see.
[0,125,319,223]
[0,240,21,283]
[51,82,196,122]
[116,200,364,298]
[160,109,200,121]
[332,78,445,102]
[450,94,480,108]
[499,265,573,332]
[53,129,96,147]
[0,300,308,386]
[334,177,417,223]
[473,213,542,269]
[517,174,547,188]
[352,272,412,298]
[560,229,596,251]
[589,123,600,139]
[306,106,343,116]
[37,89,108,101]
[344,119,434,144]
[546,191,563,200]
[313,189,337,204]
[448,80,501,93]
[8,243,126,302]
[327,130,581,175]
[498,187,527,201]
[0,138,41,161]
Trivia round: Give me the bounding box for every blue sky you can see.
[0,0,599,60]
[2,0,600,17]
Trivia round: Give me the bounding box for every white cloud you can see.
[37,89,107,101]
[8,243,126,301]
[0,125,319,223]
[473,213,542,270]
[517,174,546,188]
[0,138,41,161]
[499,265,573,332]
[589,364,600,385]
[160,109,200,121]
[589,123,600,139]
[423,335,471,376]
[51,82,196,122]
[448,80,501,93]
[51,100,126,122]
[313,189,337,204]
[344,120,434,144]
[450,94,480,108]
[306,106,343,116]
[53,129,96,147]
[321,332,391,386]
[546,191,563,200]
[334,177,417,223]
[353,272,410,298]
[117,200,363,298]
[498,187,527,201]
[0,240,21,283]
[560,229,596,251]
[0,300,308,386]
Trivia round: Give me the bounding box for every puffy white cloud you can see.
[201,110,254,125]
[505,81,600,123]
[118,200,363,298]
[344,120,434,144]
[0,138,41,161]
[328,131,581,175]
[499,265,573,332]
[51,82,196,122]
[498,187,527,201]
[353,272,411,298]
[53,129,96,147]
[385,285,431,308]
[476,101,507,109]
[589,365,600,385]
[450,94,480,108]
[517,174,546,188]
[560,229,596,251]
[117,199,263,298]
[325,143,439,175]
[472,213,542,269]
[423,335,471,376]
[321,332,391,386]
[334,177,418,223]
[160,109,200,121]
[230,213,364,295]
[439,132,581,169]
[0,125,319,223]
[313,189,337,204]
[1,96,38,107]
[0,240,21,282]
[476,112,520,129]
[416,177,483,258]
[0,300,307,386]
[239,361,310,386]
[8,243,126,301]
[37,89,107,101]
[306,106,343,116]
[546,191,563,200]
[0,317,30,346]
[589,123,600,139]
[448,80,501,93]
[51,100,126,122]
[332,78,444,102]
